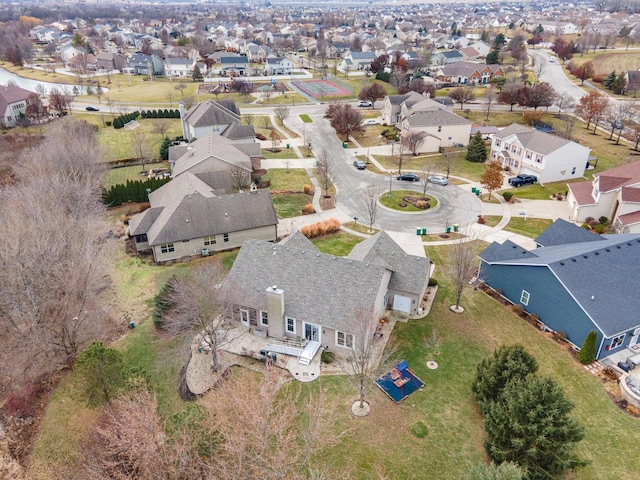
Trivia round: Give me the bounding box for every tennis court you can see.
[291,79,352,98]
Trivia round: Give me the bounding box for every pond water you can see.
[0,67,98,94]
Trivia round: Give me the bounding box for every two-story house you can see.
[437,61,504,85]
[0,85,34,128]
[489,124,591,184]
[266,57,293,75]
[164,57,197,78]
[567,160,640,233]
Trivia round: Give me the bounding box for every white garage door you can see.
[393,294,411,313]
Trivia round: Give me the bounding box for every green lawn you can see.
[310,231,364,256]
[261,147,300,159]
[503,217,554,238]
[272,193,313,218]
[374,151,486,181]
[95,118,182,163]
[380,190,438,212]
[264,168,311,190]
[103,162,169,188]
[299,114,313,123]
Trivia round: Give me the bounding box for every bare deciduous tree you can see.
[0,119,112,383]
[315,149,334,198]
[130,128,153,173]
[484,85,497,120]
[450,238,479,311]
[161,261,244,372]
[81,388,172,479]
[342,307,396,413]
[199,369,341,479]
[150,119,171,139]
[360,184,380,233]
[419,162,434,197]
[273,105,290,123]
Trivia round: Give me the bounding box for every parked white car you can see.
[428,175,449,186]
[363,119,380,125]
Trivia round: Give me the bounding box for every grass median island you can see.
[380,189,438,212]
[299,114,313,123]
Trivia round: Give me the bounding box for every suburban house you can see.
[392,92,472,153]
[265,57,292,75]
[220,56,249,76]
[0,85,34,128]
[220,231,431,365]
[96,52,128,72]
[489,123,591,184]
[382,91,453,126]
[437,61,504,85]
[169,131,261,180]
[340,51,376,71]
[128,172,278,263]
[478,219,640,360]
[164,57,197,78]
[567,160,640,233]
[126,53,164,76]
[624,70,640,95]
[179,99,255,142]
[431,50,463,66]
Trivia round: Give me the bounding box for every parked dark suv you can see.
[508,174,538,187]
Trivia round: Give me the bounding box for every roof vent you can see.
[583,255,588,259]
[272,285,277,290]
[571,258,576,262]
[559,262,564,266]
[605,248,610,252]
[594,252,600,255]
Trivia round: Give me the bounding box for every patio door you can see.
[304,323,320,343]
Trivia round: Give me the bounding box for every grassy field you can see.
[103,162,169,188]
[311,231,364,256]
[272,192,313,218]
[93,118,182,162]
[261,147,300,159]
[374,151,486,181]
[379,190,437,212]
[568,50,640,77]
[263,168,311,190]
[503,217,554,238]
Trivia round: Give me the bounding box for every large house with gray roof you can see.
[393,92,472,153]
[128,172,278,263]
[0,85,34,128]
[220,231,431,364]
[478,219,640,360]
[179,99,254,143]
[567,159,640,233]
[489,123,591,184]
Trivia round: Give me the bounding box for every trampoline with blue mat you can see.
[375,360,425,404]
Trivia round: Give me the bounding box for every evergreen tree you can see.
[577,331,597,364]
[486,50,500,65]
[611,72,627,94]
[603,70,617,88]
[466,131,488,163]
[483,376,588,480]
[471,344,538,407]
[74,342,126,406]
[160,137,172,160]
[192,64,203,82]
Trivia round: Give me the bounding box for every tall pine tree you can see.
[466,131,488,163]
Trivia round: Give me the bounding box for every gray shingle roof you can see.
[534,218,604,247]
[406,108,472,127]
[222,238,388,330]
[494,123,571,155]
[221,123,256,141]
[348,231,430,295]
[183,99,241,129]
[172,132,253,177]
[480,233,640,336]
[147,190,278,246]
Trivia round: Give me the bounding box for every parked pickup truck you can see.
[508,174,538,187]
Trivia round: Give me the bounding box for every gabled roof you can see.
[406,108,472,128]
[171,132,253,177]
[144,190,277,246]
[480,232,640,337]
[0,85,33,106]
[348,231,430,295]
[183,99,241,129]
[567,181,595,206]
[493,123,576,155]
[221,123,256,141]
[595,160,640,191]
[222,238,388,330]
[220,56,249,65]
[279,231,316,250]
[534,218,604,247]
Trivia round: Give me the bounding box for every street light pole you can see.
[388,172,393,198]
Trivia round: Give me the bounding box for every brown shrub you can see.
[303,184,312,194]
[628,404,640,416]
[511,304,525,316]
[300,218,340,238]
[302,203,315,215]
[415,199,429,209]
[522,110,545,125]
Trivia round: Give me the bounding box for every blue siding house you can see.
[478,219,640,360]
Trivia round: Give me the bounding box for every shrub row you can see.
[102,177,171,206]
[301,218,340,238]
[140,109,180,119]
[113,111,140,129]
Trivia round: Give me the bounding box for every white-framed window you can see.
[160,243,174,253]
[571,167,576,175]
[336,330,354,349]
[535,155,543,164]
[223,233,229,243]
[504,142,509,150]
[240,309,250,326]
[526,152,531,159]
[520,290,530,306]
[204,235,216,246]
[495,139,501,147]
[611,334,625,349]
[286,317,296,334]
[260,310,268,326]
